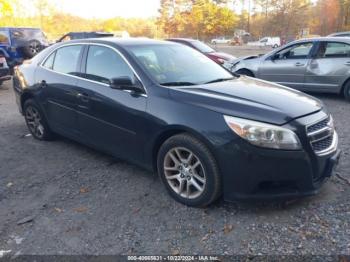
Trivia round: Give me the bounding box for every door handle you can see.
[77,92,89,102]
[344,61,350,66]
[295,62,305,67]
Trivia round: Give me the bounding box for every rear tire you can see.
[344,81,350,101]
[157,133,221,207]
[236,69,254,77]
[23,99,54,140]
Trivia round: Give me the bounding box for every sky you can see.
[50,0,161,19]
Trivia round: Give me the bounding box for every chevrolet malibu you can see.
[13,39,340,207]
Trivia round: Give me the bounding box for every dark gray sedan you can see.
[231,37,350,100]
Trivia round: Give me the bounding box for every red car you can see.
[166,38,236,66]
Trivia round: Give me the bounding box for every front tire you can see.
[157,134,221,207]
[23,99,54,140]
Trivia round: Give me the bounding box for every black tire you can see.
[23,99,54,140]
[21,40,43,58]
[0,81,2,87]
[236,69,254,77]
[344,81,350,101]
[157,133,221,207]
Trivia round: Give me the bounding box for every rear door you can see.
[75,44,147,162]
[258,41,315,89]
[35,44,84,137]
[304,41,350,93]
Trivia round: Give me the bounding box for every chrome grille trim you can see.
[306,115,338,156]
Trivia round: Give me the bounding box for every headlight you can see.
[224,115,302,150]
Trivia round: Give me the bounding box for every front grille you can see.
[306,116,337,156]
[312,135,333,152]
[307,117,329,134]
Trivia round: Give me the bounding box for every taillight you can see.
[216,58,226,64]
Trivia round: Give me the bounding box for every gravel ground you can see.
[0,46,349,257]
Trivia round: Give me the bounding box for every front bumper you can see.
[217,111,341,201]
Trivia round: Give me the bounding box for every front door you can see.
[258,42,314,90]
[75,45,147,163]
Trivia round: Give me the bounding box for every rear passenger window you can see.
[53,45,83,75]
[85,45,134,84]
[317,42,350,58]
[42,51,55,69]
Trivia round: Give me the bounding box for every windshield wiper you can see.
[204,77,235,84]
[160,81,196,86]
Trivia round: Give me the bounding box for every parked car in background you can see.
[211,37,231,44]
[231,37,350,101]
[0,52,10,86]
[57,31,114,42]
[328,31,350,37]
[248,37,281,48]
[166,38,236,67]
[13,38,340,206]
[0,27,49,71]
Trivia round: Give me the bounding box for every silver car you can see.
[231,37,350,101]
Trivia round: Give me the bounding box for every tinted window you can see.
[0,30,9,45]
[42,51,56,69]
[317,42,350,58]
[275,42,313,59]
[85,45,134,84]
[53,45,83,75]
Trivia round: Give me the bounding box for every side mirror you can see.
[110,76,143,94]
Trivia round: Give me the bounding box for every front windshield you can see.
[127,44,233,86]
[191,40,215,53]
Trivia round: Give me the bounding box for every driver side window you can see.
[274,42,313,60]
[84,45,135,85]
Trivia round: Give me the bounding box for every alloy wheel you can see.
[25,106,45,138]
[163,147,206,199]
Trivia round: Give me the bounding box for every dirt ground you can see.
[0,46,349,256]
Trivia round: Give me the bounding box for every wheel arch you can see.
[20,91,35,113]
[151,125,218,172]
[235,68,255,77]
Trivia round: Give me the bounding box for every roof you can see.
[292,36,350,43]
[166,38,198,42]
[328,31,350,36]
[60,37,175,47]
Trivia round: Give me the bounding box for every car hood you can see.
[231,55,261,65]
[169,76,323,125]
[207,52,236,61]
